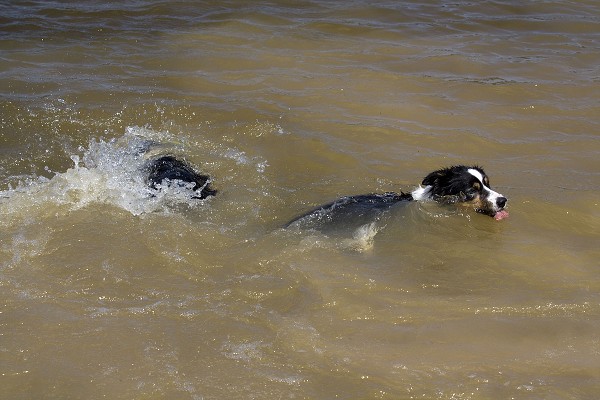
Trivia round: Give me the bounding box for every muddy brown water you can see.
[1,2,599,399]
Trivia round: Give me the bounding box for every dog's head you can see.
[418,165,508,219]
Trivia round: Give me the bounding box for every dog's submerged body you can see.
[285,192,413,232]
[145,155,216,199]
[286,165,508,230]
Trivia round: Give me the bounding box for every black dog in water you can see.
[286,165,508,230]
[146,155,216,199]
[143,160,508,229]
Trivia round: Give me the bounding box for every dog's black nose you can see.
[497,197,507,208]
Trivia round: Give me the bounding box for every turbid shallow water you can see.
[1,1,599,399]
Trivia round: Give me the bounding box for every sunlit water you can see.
[1,1,599,399]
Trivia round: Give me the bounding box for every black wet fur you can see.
[421,165,484,200]
[146,156,216,199]
[285,192,413,229]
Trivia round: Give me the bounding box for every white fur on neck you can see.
[411,185,432,201]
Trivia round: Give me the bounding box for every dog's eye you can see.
[472,181,481,191]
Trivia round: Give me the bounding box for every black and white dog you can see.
[143,160,508,227]
[286,165,508,229]
[145,155,216,199]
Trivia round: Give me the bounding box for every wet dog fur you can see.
[146,155,216,199]
[286,165,507,227]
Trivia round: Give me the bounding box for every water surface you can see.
[1,1,599,399]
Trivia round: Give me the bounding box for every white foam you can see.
[342,222,380,252]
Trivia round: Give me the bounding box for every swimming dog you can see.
[145,155,216,199]
[286,165,508,229]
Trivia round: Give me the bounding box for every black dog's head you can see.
[414,165,508,219]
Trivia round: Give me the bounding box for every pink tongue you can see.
[494,210,509,221]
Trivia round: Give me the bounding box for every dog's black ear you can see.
[421,168,448,186]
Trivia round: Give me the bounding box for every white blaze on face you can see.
[467,168,505,211]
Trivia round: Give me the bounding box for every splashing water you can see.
[0,127,210,219]
[338,222,380,253]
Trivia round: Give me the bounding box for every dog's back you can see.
[286,192,412,232]
[146,156,216,199]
